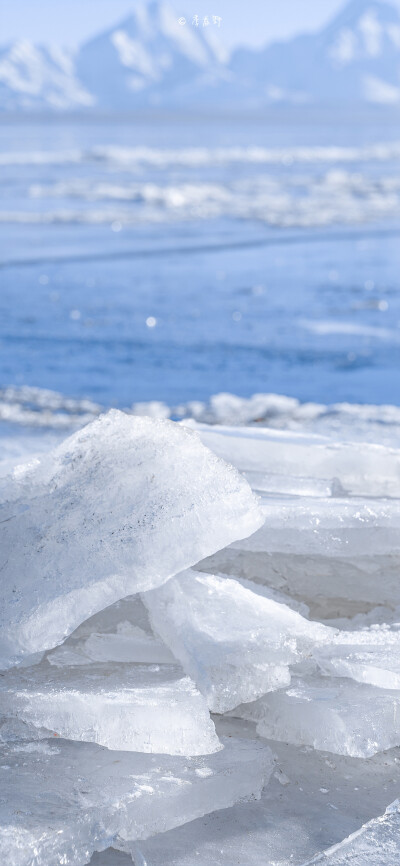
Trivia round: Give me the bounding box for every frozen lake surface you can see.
[1,110,400,421]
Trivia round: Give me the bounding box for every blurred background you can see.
[1,0,400,434]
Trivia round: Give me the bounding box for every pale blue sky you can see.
[1,0,400,49]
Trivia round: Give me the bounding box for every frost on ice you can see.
[0,410,263,669]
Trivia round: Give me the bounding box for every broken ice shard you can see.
[0,735,274,866]
[188,421,400,498]
[143,570,333,712]
[0,411,262,669]
[303,799,400,864]
[314,626,400,690]
[234,675,400,757]
[0,661,220,755]
[200,494,400,617]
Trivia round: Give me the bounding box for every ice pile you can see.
[1,409,400,865]
[0,410,261,669]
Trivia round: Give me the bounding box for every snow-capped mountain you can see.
[231,0,400,105]
[1,0,400,111]
[76,1,230,109]
[0,41,93,110]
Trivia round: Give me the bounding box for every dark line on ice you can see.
[0,226,399,269]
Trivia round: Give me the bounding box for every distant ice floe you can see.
[0,168,399,229]
[300,318,400,341]
[3,385,400,447]
[0,385,101,429]
[2,140,400,167]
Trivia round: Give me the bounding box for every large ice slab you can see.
[234,675,400,757]
[132,717,400,866]
[314,626,400,690]
[143,570,334,712]
[0,661,220,755]
[0,734,273,866]
[303,800,400,864]
[0,411,262,669]
[239,496,400,561]
[186,422,400,498]
[200,494,400,617]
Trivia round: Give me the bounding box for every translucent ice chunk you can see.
[201,494,400,616]
[303,800,400,864]
[0,411,262,669]
[0,661,220,755]
[143,570,334,712]
[314,626,400,690]
[0,735,273,866]
[233,575,311,618]
[187,422,400,498]
[133,721,400,866]
[239,496,400,561]
[234,675,400,757]
[243,469,335,498]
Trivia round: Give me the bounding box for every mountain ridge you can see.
[1,0,400,111]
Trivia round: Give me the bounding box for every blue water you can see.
[1,111,400,410]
